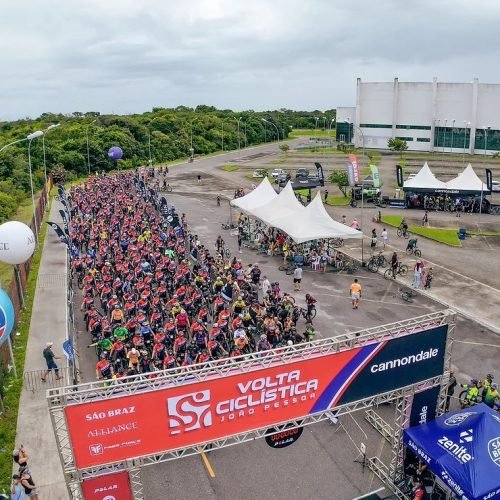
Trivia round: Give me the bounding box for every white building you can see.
[337,78,500,155]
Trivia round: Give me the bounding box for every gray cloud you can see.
[1,0,500,119]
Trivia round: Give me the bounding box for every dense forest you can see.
[0,106,335,222]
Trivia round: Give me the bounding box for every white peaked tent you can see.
[230,176,277,213]
[445,163,489,192]
[403,162,447,191]
[279,193,363,243]
[250,182,305,227]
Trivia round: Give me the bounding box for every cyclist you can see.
[232,296,246,316]
[482,374,494,399]
[304,324,316,342]
[400,218,408,235]
[96,353,113,380]
[305,293,317,323]
[483,383,499,409]
[390,251,399,279]
[257,334,272,353]
[461,379,479,407]
[406,238,418,253]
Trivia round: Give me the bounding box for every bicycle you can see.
[329,238,344,248]
[349,198,357,208]
[384,263,408,280]
[406,240,422,258]
[342,258,358,274]
[163,184,173,193]
[296,305,317,322]
[399,287,416,303]
[366,252,387,273]
[278,264,296,275]
[221,222,237,230]
[374,196,387,208]
[458,384,482,408]
[397,227,410,239]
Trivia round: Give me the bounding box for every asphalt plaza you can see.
[71,145,499,500]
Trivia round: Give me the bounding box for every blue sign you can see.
[404,404,500,500]
[0,288,15,347]
[63,338,75,361]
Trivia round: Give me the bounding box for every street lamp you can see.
[344,119,365,157]
[484,126,491,156]
[261,118,279,143]
[236,117,243,156]
[322,116,327,131]
[42,123,60,198]
[450,119,455,153]
[0,130,44,244]
[462,121,470,165]
[328,118,335,148]
[86,119,97,175]
[442,119,448,152]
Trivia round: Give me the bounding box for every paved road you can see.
[23,139,498,500]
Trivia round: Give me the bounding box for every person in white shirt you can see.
[262,276,271,297]
[293,265,303,291]
[381,228,388,248]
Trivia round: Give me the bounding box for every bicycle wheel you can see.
[397,229,403,237]
[350,200,357,208]
[309,307,317,320]
[285,268,295,275]
[77,276,84,290]
[367,261,378,273]
[399,264,408,276]
[404,231,410,239]
[401,292,413,303]
[224,248,231,258]
[458,390,469,408]
[166,185,173,193]
[384,269,393,280]
[414,249,422,258]
[405,247,413,255]
[378,255,387,268]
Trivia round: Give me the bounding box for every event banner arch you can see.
[64,323,448,469]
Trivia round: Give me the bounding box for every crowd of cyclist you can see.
[406,193,490,214]
[69,171,319,382]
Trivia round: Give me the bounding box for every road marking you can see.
[454,340,500,349]
[199,448,216,478]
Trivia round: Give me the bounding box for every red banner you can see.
[81,471,131,500]
[66,349,358,468]
[348,154,360,183]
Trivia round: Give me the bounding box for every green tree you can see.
[329,170,349,197]
[279,144,290,154]
[387,137,408,153]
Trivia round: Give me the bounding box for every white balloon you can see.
[0,221,36,265]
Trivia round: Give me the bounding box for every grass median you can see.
[380,215,462,247]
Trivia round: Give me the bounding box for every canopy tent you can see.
[403,404,500,500]
[250,182,305,228]
[230,176,277,214]
[445,163,490,194]
[278,193,363,243]
[403,162,447,192]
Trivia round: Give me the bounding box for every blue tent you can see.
[403,404,500,500]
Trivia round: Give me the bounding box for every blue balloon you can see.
[0,287,15,347]
[108,146,123,161]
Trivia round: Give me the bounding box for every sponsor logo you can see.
[0,304,6,339]
[370,348,438,373]
[459,429,473,443]
[444,412,477,426]
[89,443,104,456]
[437,435,473,464]
[85,406,136,421]
[167,390,212,436]
[418,405,428,425]
[487,436,500,467]
[440,469,466,497]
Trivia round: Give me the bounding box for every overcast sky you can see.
[1,0,500,120]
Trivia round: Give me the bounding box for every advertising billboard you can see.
[81,471,131,500]
[348,154,360,183]
[65,325,447,469]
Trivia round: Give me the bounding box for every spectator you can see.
[41,342,62,382]
[19,468,38,500]
[262,275,271,296]
[350,279,362,309]
[370,229,377,253]
[381,227,388,248]
[11,474,25,500]
[12,445,29,467]
[293,265,303,291]
[324,190,329,204]
[446,369,457,411]
[413,260,423,288]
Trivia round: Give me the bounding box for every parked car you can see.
[275,172,291,183]
[491,180,500,192]
[295,168,309,178]
[271,168,286,178]
[252,169,267,178]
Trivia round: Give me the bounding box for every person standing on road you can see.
[390,252,399,279]
[413,260,423,288]
[370,229,377,253]
[41,342,62,382]
[293,265,303,291]
[262,275,271,297]
[350,279,362,309]
[446,369,457,411]
[197,174,201,184]
[237,231,243,254]
[324,190,329,204]
[216,195,221,207]
[381,228,388,248]
[422,210,429,227]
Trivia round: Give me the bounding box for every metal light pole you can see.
[147,121,152,167]
[42,123,60,199]
[261,118,279,143]
[27,131,44,245]
[484,126,490,156]
[450,119,457,152]
[322,116,327,131]
[435,119,440,151]
[328,118,335,148]
[244,120,247,148]
[86,119,97,175]
[462,121,470,165]
[442,119,448,152]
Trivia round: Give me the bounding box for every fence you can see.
[1,178,52,369]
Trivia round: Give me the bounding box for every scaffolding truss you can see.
[47,310,456,499]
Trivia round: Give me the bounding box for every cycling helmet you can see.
[213,322,219,327]
[260,334,267,340]
[287,340,293,346]
[471,379,478,385]
[487,374,494,380]
[100,352,107,359]
[197,318,203,324]
[238,314,243,319]
[114,304,119,308]
[491,383,498,389]
[238,296,242,300]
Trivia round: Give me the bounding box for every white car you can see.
[252,169,266,178]
[491,180,500,192]
[271,168,286,178]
